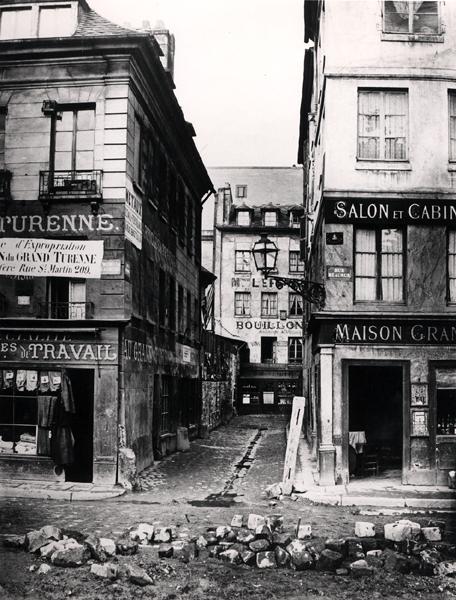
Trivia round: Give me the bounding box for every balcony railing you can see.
[39,170,103,200]
[0,169,12,198]
[39,302,94,320]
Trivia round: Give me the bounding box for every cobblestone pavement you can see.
[0,415,289,538]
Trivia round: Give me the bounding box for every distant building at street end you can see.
[0,0,212,487]
[204,166,305,414]
[300,0,456,487]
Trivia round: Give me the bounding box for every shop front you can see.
[0,327,119,484]
[312,316,456,486]
[238,363,301,414]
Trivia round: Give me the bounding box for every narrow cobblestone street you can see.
[2,416,456,600]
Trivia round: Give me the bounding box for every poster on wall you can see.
[0,238,103,278]
[125,178,143,250]
[411,383,428,406]
[411,410,429,436]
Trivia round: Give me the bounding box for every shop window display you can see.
[0,368,74,460]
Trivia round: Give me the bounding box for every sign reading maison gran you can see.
[325,199,456,224]
[318,319,456,345]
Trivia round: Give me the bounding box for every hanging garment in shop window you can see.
[3,370,14,389]
[61,372,75,414]
[51,398,74,467]
[16,370,26,391]
[39,372,50,393]
[49,371,61,392]
[37,396,58,428]
[26,370,38,392]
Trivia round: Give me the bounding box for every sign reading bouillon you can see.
[325,199,456,225]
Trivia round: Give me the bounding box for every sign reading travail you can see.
[0,238,104,278]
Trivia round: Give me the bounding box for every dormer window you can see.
[0,3,77,40]
[263,210,277,227]
[236,185,247,199]
[289,211,301,228]
[0,8,33,39]
[237,210,250,226]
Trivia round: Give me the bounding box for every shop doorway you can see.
[261,337,277,363]
[64,369,94,483]
[348,365,403,478]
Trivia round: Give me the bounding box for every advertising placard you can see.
[125,178,142,249]
[0,238,104,278]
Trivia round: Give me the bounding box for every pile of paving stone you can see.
[3,515,456,585]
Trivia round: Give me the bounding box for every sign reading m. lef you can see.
[0,238,103,278]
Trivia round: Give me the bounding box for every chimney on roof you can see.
[142,19,175,79]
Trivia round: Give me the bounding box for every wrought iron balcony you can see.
[0,169,12,198]
[39,170,103,200]
[39,302,94,320]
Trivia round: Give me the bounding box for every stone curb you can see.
[303,491,456,510]
[0,485,126,501]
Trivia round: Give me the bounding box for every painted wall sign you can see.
[325,199,456,225]
[318,319,456,345]
[327,266,352,280]
[326,232,344,245]
[0,340,117,362]
[0,238,104,278]
[124,339,154,364]
[236,320,302,331]
[0,213,115,234]
[232,277,277,289]
[125,179,142,250]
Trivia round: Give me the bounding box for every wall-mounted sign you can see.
[177,343,198,365]
[327,266,352,280]
[325,199,456,225]
[411,383,428,406]
[326,232,344,245]
[318,318,456,345]
[125,179,142,250]
[101,259,122,275]
[411,409,429,436]
[0,238,104,278]
[0,339,116,362]
[236,320,302,331]
[0,213,115,234]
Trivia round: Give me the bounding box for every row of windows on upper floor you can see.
[234,250,305,274]
[234,210,302,228]
[0,3,77,40]
[320,89,456,163]
[234,291,304,318]
[346,227,456,304]
[0,103,199,259]
[5,274,200,340]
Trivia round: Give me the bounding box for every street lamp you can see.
[251,234,325,308]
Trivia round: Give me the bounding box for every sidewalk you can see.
[0,480,125,501]
[296,437,456,510]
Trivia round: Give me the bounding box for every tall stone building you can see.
[300,0,456,485]
[0,0,212,486]
[204,167,304,414]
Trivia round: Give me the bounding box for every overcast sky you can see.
[90,0,304,168]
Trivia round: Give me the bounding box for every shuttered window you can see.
[355,228,404,302]
[358,90,408,160]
